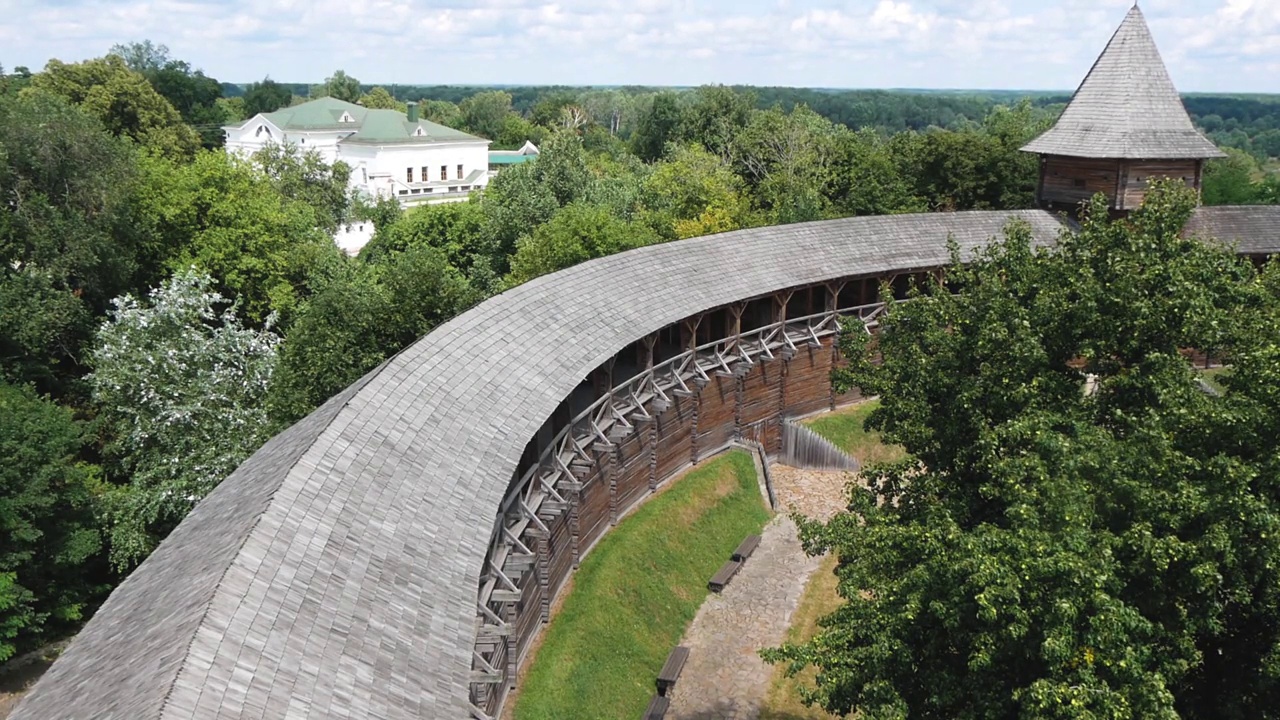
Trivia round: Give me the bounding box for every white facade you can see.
[224,99,491,208]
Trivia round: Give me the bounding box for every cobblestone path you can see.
[665,514,822,720]
[665,463,850,720]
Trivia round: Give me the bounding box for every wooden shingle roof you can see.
[13,206,1280,719]
[1021,5,1223,160]
[11,211,1071,720]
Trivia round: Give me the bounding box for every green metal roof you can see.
[341,109,481,145]
[487,154,537,165]
[239,97,485,145]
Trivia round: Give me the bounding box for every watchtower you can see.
[1021,4,1224,214]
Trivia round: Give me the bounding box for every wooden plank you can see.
[708,559,741,593]
[643,694,671,719]
[656,646,690,695]
[731,535,761,562]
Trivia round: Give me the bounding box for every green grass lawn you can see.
[514,450,771,720]
[803,400,904,465]
[1200,366,1231,394]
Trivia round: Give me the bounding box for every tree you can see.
[311,69,362,103]
[268,246,473,425]
[89,269,280,570]
[0,91,144,397]
[358,86,405,111]
[250,142,353,234]
[460,90,515,140]
[766,184,1280,719]
[361,200,489,282]
[639,143,752,239]
[242,77,292,116]
[108,40,170,74]
[631,92,682,162]
[505,203,659,286]
[26,56,200,159]
[420,99,462,127]
[0,381,101,662]
[829,128,924,216]
[1203,148,1261,205]
[679,85,755,161]
[141,59,226,148]
[733,105,839,224]
[131,150,343,325]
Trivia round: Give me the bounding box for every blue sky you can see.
[1,0,1276,92]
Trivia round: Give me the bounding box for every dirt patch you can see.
[770,465,857,522]
[673,464,737,526]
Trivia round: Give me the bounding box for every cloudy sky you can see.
[1,0,1276,92]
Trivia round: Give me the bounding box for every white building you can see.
[224,97,492,207]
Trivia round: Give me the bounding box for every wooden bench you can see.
[708,559,741,593]
[732,534,761,562]
[656,645,689,695]
[643,694,671,719]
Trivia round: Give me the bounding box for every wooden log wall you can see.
[481,283,886,718]
[1039,155,1121,208]
[1118,159,1201,211]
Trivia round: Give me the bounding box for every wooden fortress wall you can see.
[481,290,875,716]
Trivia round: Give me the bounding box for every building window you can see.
[362,168,368,183]
[441,165,448,181]
[457,164,464,179]
[448,186,458,193]
[421,166,429,183]
[407,167,414,183]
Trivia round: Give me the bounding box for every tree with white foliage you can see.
[89,268,280,570]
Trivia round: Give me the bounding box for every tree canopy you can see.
[767,183,1280,720]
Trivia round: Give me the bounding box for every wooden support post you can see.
[504,603,517,692]
[727,303,745,351]
[683,315,702,354]
[734,376,745,439]
[569,485,581,569]
[647,418,658,492]
[537,535,550,623]
[607,446,619,526]
[691,391,700,464]
[774,291,792,325]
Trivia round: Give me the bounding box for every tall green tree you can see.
[131,150,343,325]
[460,90,516,140]
[679,85,755,161]
[268,246,474,425]
[89,269,280,570]
[0,381,101,662]
[242,77,292,116]
[505,202,659,286]
[1203,148,1262,205]
[630,91,681,163]
[0,91,143,397]
[26,56,200,159]
[766,184,1280,720]
[311,69,362,103]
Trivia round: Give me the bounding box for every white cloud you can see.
[0,0,1274,91]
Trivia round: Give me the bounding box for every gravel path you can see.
[665,461,852,720]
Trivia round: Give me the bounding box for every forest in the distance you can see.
[2,40,1279,668]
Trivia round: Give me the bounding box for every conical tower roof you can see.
[1022,5,1223,160]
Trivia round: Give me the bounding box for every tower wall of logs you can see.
[468,273,907,719]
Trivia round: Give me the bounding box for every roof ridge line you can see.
[155,374,376,719]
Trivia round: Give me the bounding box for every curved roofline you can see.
[13,207,1280,719]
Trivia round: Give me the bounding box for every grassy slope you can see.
[514,451,771,720]
[761,554,843,720]
[803,400,904,465]
[759,400,905,719]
